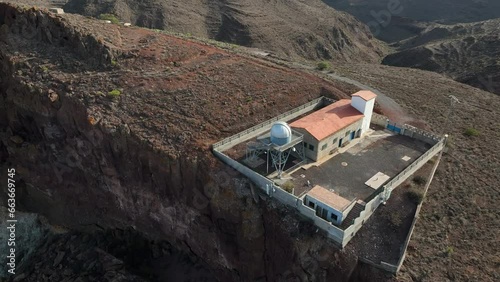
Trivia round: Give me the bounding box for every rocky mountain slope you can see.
[382,19,500,95]
[0,3,389,281]
[324,0,500,42]
[320,0,500,95]
[325,0,500,24]
[332,63,499,281]
[1,2,499,282]
[62,0,386,63]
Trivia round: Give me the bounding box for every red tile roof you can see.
[307,185,352,211]
[290,99,363,141]
[352,90,377,101]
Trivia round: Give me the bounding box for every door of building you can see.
[350,131,355,140]
[316,206,322,217]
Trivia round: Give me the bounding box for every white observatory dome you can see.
[270,122,292,146]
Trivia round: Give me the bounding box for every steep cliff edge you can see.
[0,3,384,281]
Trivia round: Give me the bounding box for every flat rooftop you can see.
[306,185,352,211]
[291,127,431,202]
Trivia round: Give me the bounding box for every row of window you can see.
[303,142,315,151]
[307,200,338,221]
[321,130,351,151]
[304,130,355,152]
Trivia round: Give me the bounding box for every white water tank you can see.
[270,122,292,146]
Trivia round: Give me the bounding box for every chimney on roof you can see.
[351,90,377,136]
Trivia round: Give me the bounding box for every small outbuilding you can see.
[49,8,65,15]
[304,185,356,225]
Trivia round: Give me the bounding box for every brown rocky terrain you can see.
[323,0,500,95]
[0,1,499,282]
[0,2,385,281]
[333,63,500,281]
[382,19,500,95]
[61,0,387,63]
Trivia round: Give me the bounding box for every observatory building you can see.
[213,90,443,251]
[245,121,305,178]
[245,90,376,176]
[290,90,376,161]
[270,122,292,145]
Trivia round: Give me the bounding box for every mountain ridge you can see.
[382,19,500,95]
[63,0,387,63]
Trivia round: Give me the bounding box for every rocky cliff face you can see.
[0,3,384,281]
[62,0,387,63]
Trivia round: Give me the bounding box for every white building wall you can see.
[304,196,344,226]
[351,96,375,136]
[313,120,363,161]
[294,128,318,160]
[293,119,363,162]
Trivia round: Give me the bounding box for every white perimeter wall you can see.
[212,100,446,254]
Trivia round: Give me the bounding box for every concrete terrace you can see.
[289,127,430,202]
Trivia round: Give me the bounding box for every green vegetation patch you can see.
[108,89,121,97]
[316,61,330,71]
[464,127,480,137]
[281,181,295,193]
[445,246,454,257]
[99,14,120,24]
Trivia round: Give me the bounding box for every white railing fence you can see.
[213,97,325,151]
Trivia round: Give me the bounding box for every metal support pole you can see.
[443,95,460,135]
[266,149,269,174]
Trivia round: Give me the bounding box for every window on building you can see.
[308,201,315,209]
[308,144,314,151]
[331,213,338,221]
[304,142,308,149]
[332,138,338,145]
[321,144,327,151]
[345,131,351,137]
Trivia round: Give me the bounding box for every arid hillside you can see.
[62,0,387,63]
[324,0,500,40]
[382,19,500,95]
[1,2,499,282]
[0,3,381,281]
[333,63,499,281]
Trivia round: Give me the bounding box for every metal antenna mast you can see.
[443,95,460,134]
